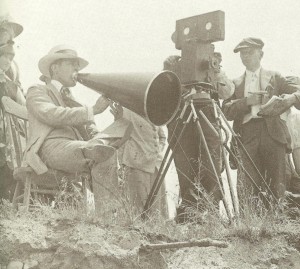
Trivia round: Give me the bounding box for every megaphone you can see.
[76,71,181,126]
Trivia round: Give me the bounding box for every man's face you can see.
[239,48,262,70]
[51,58,79,87]
[0,30,14,72]
[0,29,12,45]
[0,51,14,72]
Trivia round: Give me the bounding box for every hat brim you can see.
[9,22,23,37]
[2,22,23,37]
[234,44,261,53]
[38,53,89,78]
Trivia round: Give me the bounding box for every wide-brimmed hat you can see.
[233,37,264,53]
[38,45,89,78]
[0,14,23,37]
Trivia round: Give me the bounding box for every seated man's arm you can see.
[26,86,92,127]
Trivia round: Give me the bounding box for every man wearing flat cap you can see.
[223,37,300,201]
[24,45,117,208]
[0,14,25,200]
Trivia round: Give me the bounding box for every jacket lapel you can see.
[234,73,246,98]
[260,68,273,91]
[46,83,65,107]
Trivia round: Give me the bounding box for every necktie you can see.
[60,87,84,140]
[60,87,81,107]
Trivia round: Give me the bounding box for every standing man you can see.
[112,104,169,218]
[0,15,25,200]
[163,54,234,222]
[24,45,117,211]
[223,37,300,200]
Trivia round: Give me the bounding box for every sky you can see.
[3,0,300,128]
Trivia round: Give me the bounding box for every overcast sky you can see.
[4,0,300,128]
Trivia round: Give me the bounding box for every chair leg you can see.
[23,176,31,211]
[12,181,21,209]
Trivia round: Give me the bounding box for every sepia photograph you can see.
[1,0,300,268]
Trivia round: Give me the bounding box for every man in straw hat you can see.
[223,37,300,200]
[24,45,118,211]
[0,14,25,200]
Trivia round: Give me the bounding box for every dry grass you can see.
[1,164,299,248]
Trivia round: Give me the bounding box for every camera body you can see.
[171,10,225,85]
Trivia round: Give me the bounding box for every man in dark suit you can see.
[223,37,300,200]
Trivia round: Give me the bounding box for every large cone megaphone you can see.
[76,71,181,126]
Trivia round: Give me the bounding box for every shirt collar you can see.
[245,66,261,78]
[51,80,64,91]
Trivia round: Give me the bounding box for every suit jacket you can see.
[223,68,300,149]
[24,83,98,175]
[0,64,26,167]
[119,108,166,174]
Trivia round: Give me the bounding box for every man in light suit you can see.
[223,37,300,200]
[24,45,116,192]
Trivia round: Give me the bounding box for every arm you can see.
[222,94,251,121]
[26,86,92,127]
[262,73,300,112]
[216,71,235,100]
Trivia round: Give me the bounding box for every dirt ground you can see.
[1,210,300,269]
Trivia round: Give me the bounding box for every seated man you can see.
[24,45,116,211]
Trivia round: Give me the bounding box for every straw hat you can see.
[0,14,23,37]
[38,45,89,78]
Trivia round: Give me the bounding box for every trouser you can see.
[40,138,118,217]
[0,163,15,201]
[122,166,169,218]
[168,100,222,219]
[239,119,286,200]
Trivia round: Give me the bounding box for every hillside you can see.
[1,199,300,269]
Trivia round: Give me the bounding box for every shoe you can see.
[80,144,115,163]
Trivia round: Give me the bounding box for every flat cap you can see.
[234,37,264,53]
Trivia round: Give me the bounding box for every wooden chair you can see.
[1,96,92,212]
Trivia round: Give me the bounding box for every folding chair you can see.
[1,96,92,212]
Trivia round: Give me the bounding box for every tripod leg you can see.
[190,102,233,221]
[194,118,234,222]
[221,145,239,218]
[142,112,193,218]
[216,106,279,203]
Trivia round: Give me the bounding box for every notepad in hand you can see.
[257,95,288,116]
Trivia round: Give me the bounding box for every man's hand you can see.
[109,102,123,121]
[280,93,298,108]
[93,96,110,115]
[246,94,263,106]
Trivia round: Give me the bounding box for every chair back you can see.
[1,96,28,168]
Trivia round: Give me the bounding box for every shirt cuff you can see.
[87,106,94,121]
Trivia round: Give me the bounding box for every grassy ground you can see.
[1,179,300,269]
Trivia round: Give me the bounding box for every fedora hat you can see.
[38,45,89,78]
[0,14,23,37]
